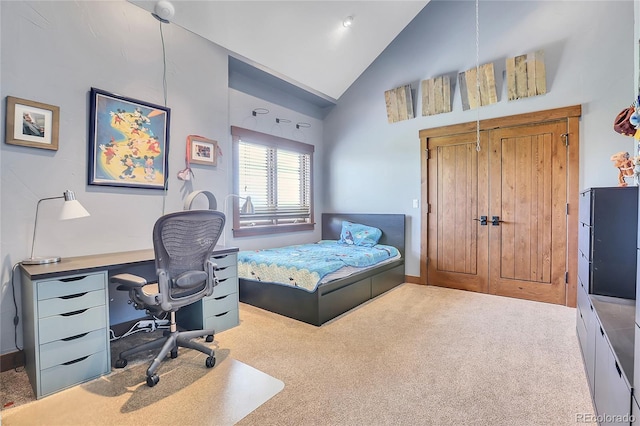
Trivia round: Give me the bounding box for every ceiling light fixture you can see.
[152,0,175,24]
[343,16,354,28]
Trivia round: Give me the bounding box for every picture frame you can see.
[88,87,170,190]
[5,96,60,150]
[189,135,218,166]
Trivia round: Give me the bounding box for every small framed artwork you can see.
[188,135,218,166]
[5,96,60,150]
[88,87,171,190]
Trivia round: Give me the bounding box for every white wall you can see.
[0,1,327,355]
[0,0,231,354]
[324,0,636,278]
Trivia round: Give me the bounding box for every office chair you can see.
[110,209,225,387]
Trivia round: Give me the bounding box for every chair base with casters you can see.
[112,309,216,387]
[110,209,226,387]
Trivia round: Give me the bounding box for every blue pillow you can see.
[338,221,382,247]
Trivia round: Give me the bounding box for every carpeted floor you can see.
[1,284,595,425]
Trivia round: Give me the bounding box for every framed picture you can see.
[189,135,218,166]
[5,96,60,150]
[88,87,170,190]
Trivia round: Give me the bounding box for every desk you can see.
[19,246,239,399]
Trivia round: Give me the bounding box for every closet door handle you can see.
[492,216,505,226]
[473,216,488,226]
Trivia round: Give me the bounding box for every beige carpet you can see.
[1,349,283,425]
[226,284,595,425]
[1,284,594,425]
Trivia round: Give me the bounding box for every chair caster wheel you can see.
[115,359,127,368]
[170,349,178,359]
[206,335,214,343]
[205,356,216,368]
[146,374,160,387]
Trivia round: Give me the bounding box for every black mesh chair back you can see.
[154,210,225,303]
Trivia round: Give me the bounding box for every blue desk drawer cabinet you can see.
[177,253,239,334]
[20,271,111,399]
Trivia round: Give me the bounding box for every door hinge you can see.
[565,271,568,284]
[566,203,569,215]
[561,133,569,146]
[425,148,430,159]
[427,203,431,213]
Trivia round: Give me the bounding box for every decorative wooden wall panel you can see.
[506,50,546,101]
[384,84,414,123]
[421,76,452,116]
[458,63,498,110]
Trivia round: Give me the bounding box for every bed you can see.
[238,213,405,326]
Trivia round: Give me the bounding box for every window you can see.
[231,126,314,236]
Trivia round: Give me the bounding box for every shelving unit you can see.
[576,187,638,424]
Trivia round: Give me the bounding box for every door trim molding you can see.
[419,105,582,138]
[419,104,582,307]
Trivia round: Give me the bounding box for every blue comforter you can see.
[237,240,400,292]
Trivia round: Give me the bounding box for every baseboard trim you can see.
[405,275,423,285]
[1,350,25,372]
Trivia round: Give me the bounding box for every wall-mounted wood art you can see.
[506,50,547,101]
[384,84,414,123]
[458,63,498,110]
[421,76,452,116]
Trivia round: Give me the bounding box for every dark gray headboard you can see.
[321,213,406,258]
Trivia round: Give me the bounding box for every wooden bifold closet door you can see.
[420,106,581,306]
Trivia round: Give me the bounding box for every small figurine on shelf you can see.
[610,151,635,186]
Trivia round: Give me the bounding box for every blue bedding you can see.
[237,240,400,292]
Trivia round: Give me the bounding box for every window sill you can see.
[232,223,315,237]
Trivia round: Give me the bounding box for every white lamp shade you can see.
[240,196,255,214]
[59,199,90,220]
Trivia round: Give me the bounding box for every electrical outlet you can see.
[137,320,155,329]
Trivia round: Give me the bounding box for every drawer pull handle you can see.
[61,309,88,317]
[615,361,622,378]
[214,295,228,301]
[215,311,229,317]
[62,332,89,341]
[212,255,227,260]
[218,278,228,283]
[62,356,89,366]
[60,276,87,283]
[60,292,88,300]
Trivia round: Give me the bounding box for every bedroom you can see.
[0,0,636,423]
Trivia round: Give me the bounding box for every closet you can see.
[419,105,581,306]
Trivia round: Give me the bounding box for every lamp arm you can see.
[29,196,63,260]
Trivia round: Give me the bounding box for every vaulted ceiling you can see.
[129,1,429,104]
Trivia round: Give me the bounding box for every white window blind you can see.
[232,126,314,234]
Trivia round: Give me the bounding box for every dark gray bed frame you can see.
[238,213,406,326]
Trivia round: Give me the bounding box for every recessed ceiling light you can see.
[343,16,354,28]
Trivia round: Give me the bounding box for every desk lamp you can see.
[222,194,255,246]
[22,190,90,265]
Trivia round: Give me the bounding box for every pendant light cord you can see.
[475,0,481,152]
[159,20,168,215]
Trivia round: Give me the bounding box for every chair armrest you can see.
[111,273,148,290]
